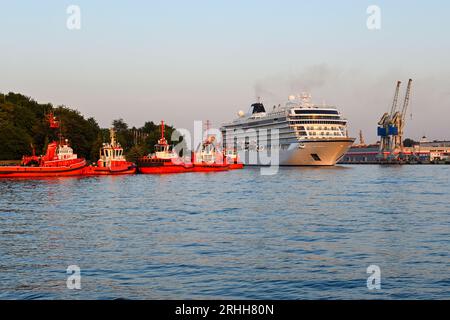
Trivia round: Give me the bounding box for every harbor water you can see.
[0,165,449,299]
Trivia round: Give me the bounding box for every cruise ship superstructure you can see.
[221,94,355,166]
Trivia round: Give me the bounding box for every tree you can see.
[0,124,31,160]
[112,118,128,132]
[126,145,146,163]
[112,118,134,151]
[54,106,101,160]
[0,92,179,162]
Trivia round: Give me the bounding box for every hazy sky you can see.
[1,0,449,142]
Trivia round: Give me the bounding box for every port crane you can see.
[377,79,413,161]
[396,78,413,153]
[377,81,401,159]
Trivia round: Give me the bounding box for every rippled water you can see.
[0,165,449,300]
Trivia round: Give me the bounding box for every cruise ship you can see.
[221,94,355,166]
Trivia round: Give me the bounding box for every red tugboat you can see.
[83,128,136,175]
[0,113,87,178]
[137,121,194,174]
[192,127,230,172]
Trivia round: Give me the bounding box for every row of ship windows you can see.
[298,126,343,131]
[290,120,346,125]
[293,110,339,115]
[298,131,342,136]
[289,115,341,120]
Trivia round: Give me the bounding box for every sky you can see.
[1,0,450,142]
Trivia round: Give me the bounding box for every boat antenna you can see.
[158,120,168,145]
[110,127,117,146]
[46,111,63,145]
[204,120,213,144]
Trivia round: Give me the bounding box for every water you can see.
[0,165,449,300]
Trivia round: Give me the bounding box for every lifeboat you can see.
[137,121,194,174]
[83,128,136,175]
[0,113,87,178]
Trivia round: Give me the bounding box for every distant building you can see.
[340,144,380,163]
[412,138,450,162]
[340,137,450,164]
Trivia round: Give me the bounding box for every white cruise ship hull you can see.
[239,138,355,166]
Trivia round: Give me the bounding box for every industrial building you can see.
[340,138,450,164]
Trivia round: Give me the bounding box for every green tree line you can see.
[0,92,176,162]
